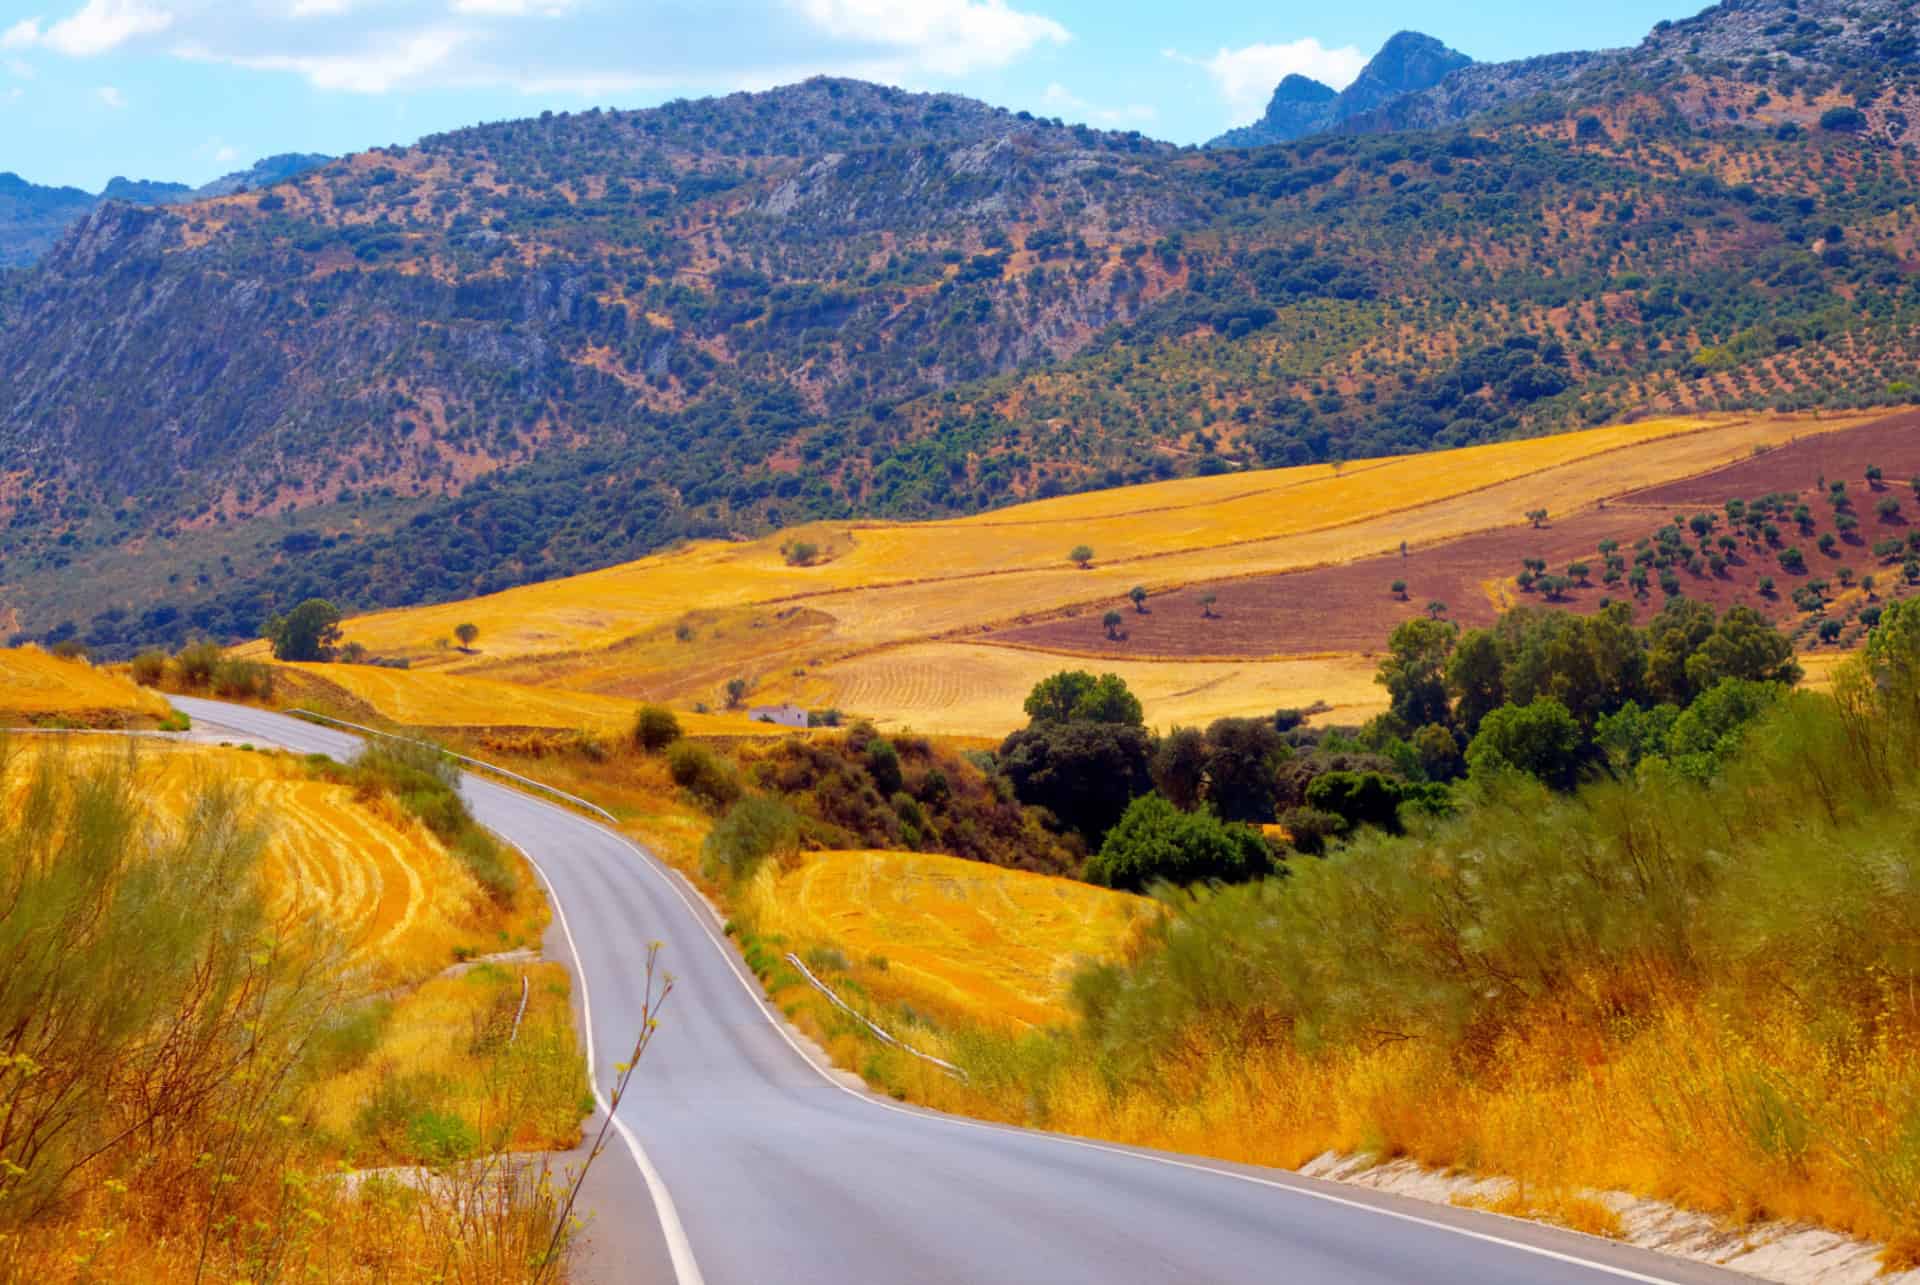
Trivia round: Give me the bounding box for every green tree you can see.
[1390,579,1407,600]
[1411,722,1466,782]
[724,676,750,708]
[1445,629,1506,735]
[1666,678,1785,776]
[633,704,683,752]
[1427,600,1449,620]
[1466,698,1584,789]
[1085,794,1270,891]
[1149,726,1209,811]
[454,622,479,649]
[1304,770,1407,835]
[1199,592,1218,618]
[1023,670,1144,726]
[1069,544,1094,569]
[1129,585,1148,613]
[1643,598,1718,706]
[1202,717,1285,823]
[999,721,1154,845]
[1375,617,1457,729]
[266,598,342,662]
[1103,609,1125,640]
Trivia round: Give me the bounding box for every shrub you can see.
[784,540,819,566]
[633,704,683,753]
[1304,770,1408,835]
[129,651,167,686]
[175,639,222,688]
[1276,806,1345,856]
[1085,794,1271,891]
[667,741,742,812]
[210,658,274,700]
[701,796,802,882]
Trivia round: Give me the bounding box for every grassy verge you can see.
[427,670,1920,1270]
[0,738,591,1282]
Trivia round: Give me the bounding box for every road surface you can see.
[173,697,1749,1285]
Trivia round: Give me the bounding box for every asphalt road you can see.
[172,697,1752,1285]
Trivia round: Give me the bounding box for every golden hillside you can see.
[0,646,173,726]
[285,411,1874,738]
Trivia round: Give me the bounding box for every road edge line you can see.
[510,839,706,1285]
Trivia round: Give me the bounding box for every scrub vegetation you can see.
[0,738,592,1282]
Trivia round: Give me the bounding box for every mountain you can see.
[1207,31,1472,147]
[0,153,332,267]
[0,173,97,269]
[1220,0,1919,146]
[3,2,1920,655]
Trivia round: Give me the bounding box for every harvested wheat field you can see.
[1000,409,1920,660]
[336,413,1858,672]
[754,849,1150,1029]
[1,739,534,983]
[764,642,1386,736]
[279,661,791,738]
[0,645,173,726]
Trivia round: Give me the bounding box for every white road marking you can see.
[510,839,706,1285]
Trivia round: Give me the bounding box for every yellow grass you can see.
[312,960,586,1153]
[272,412,1873,738]
[335,413,1859,671]
[752,849,1150,1029]
[276,661,793,737]
[769,642,1387,737]
[0,645,172,724]
[2,740,534,984]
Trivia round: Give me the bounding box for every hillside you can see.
[0,154,330,267]
[5,0,1920,655]
[229,411,1877,740]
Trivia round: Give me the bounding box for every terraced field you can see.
[0,646,173,726]
[755,849,1150,1029]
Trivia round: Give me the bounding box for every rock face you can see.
[1211,75,1338,149]
[1206,31,1472,147]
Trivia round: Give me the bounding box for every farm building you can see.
[748,702,809,729]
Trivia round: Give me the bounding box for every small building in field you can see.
[748,702,809,729]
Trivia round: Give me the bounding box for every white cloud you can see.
[450,0,577,14]
[195,26,468,93]
[1,18,41,49]
[1040,81,1153,126]
[790,0,1066,75]
[43,0,174,56]
[95,83,124,106]
[1167,38,1367,126]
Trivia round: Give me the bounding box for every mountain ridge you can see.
[0,152,332,268]
[2,3,1919,655]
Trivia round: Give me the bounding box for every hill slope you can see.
[4,1,1920,655]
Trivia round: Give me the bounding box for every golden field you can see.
[1,739,540,983]
[762,643,1389,736]
[0,645,173,725]
[749,849,1150,1029]
[280,411,1871,739]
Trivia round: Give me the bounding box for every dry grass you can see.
[0,645,172,725]
[4,740,540,985]
[285,413,1872,738]
[275,661,795,738]
[749,849,1149,1029]
[335,413,1854,665]
[771,643,1386,737]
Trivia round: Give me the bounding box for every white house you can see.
[748,702,809,729]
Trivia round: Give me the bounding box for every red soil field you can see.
[991,411,1920,660]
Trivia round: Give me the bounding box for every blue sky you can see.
[2,0,1699,192]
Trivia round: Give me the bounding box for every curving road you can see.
[173,697,1747,1285]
